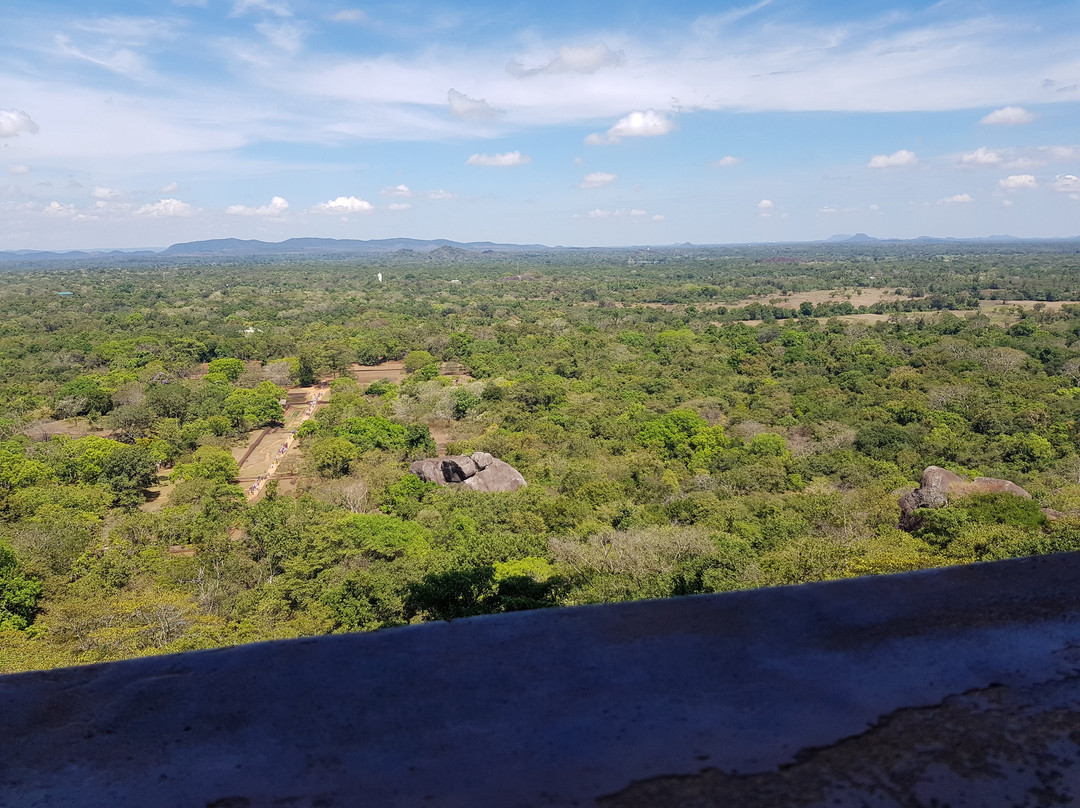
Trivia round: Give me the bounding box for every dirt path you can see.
[235,384,328,501]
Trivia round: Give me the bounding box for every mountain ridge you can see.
[2,234,1079,261]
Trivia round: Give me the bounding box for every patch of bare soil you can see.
[350,361,407,385]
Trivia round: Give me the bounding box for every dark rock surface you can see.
[409,451,526,492]
[4,553,1080,807]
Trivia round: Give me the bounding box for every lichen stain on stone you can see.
[598,676,1080,808]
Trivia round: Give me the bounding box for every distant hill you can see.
[3,234,1079,263]
[822,233,1066,244]
[159,237,549,256]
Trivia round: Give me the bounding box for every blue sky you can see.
[1,0,1078,249]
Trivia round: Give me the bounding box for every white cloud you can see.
[1053,174,1080,192]
[7,165,30,175]
[1002,199,1014,207]
[651,214,665,221]
[329,9,366,23]
[586,110,675,145]
[388,202,411,211]
[310,195,373,214]
[981,106,1034,125]
[427,189,456,200]
[226,195,289,215]
[998,174,1037,190]
[938,193,973,204]
[710,156,742,167]
[819,206,838,214]
[507,43,624,78]
[135,198,193,217]
[0,109,39,138]
[757,199,774,209]
[581,208,647,219]
[466,151,531,167]
[43,201,76,217]
[382,184,412,197]
[161,181,179,193]
[448,89,502,119]
[961,146,1002,165]
[868,204,880,211]
[579,172,617,189]
[868,149,918,168]
[91,186,123,200]
[231,0,291,17]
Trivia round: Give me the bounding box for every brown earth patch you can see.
[350,361,407,385]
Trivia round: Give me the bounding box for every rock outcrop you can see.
[898,465,1037,531]
[410,452,526,493]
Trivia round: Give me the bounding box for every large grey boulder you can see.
[899,465,1035,531]
[461,458,527,492]
[409,452,526,492]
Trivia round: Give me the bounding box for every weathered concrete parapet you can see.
[4,553,1080,806]
[409,451,526,492]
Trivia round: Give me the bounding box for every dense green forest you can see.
[2,243,1080,672]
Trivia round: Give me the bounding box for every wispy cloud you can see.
[231,0,291,17]
[938,193,973,204]
[868,150,918,168]
[580,207,649,219]
[466,151,531,166]
[382,184,412,198]
[710,156,742,167]
[328,9,366,23]
[256,22,305,54]
[54,34,149,78]
[91,186,123,200]
[507,43,624,78]
[579,172,617,189]
[448,89,502,119]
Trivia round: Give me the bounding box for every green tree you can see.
[308,437,358,478]
[171,446,240,484]
[404,350,437,374]
[0,540,42,631]
[207,358,246,381]
[98,444,158,506]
